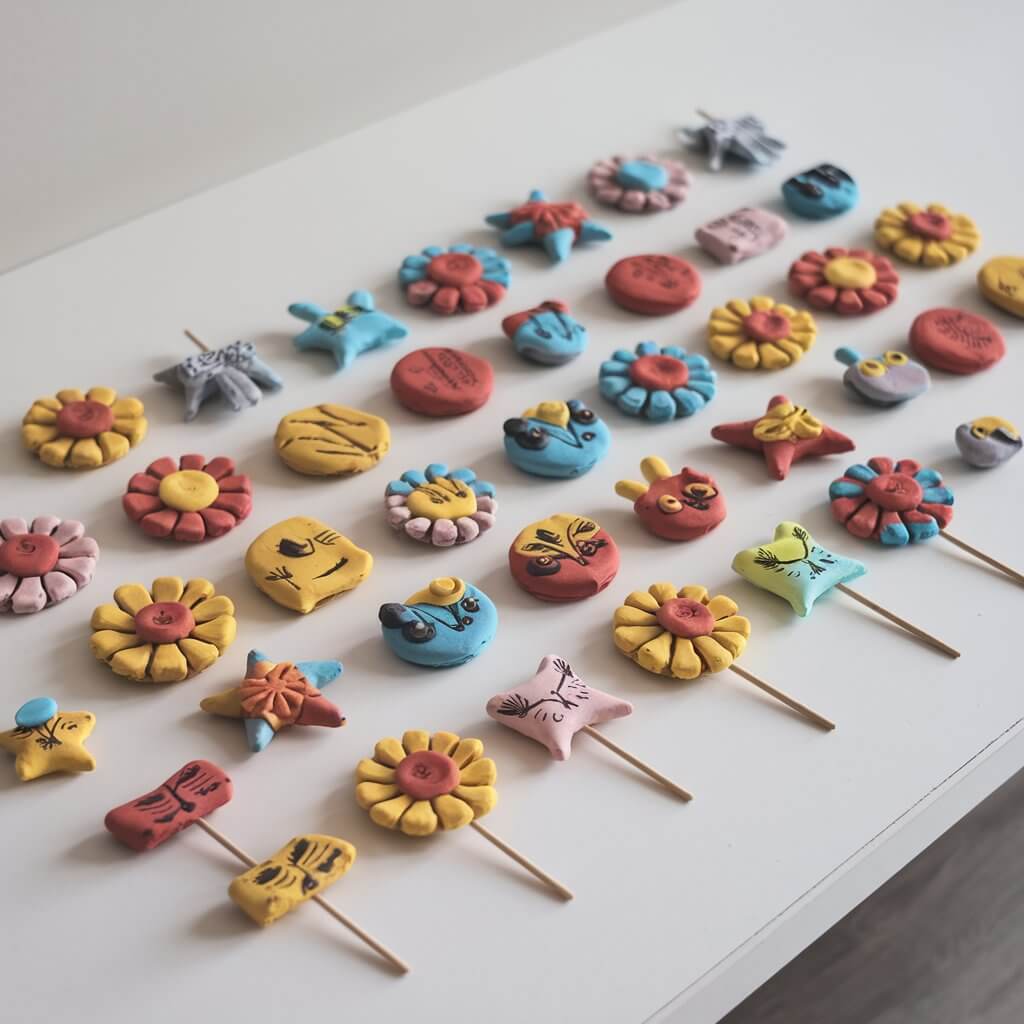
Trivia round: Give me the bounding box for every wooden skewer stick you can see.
[184,329,210,352]
[727,664,836,732]
[581,725,693,802]
[194,818,410,974]
[939,530,1024,587]
[469,820,574,901]
[835,584,960,659]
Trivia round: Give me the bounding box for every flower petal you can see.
[433,793,475,830]
[181,578,215,607]
[648,582,678,605]
[614,625,663,653]
[614,606,658,626]
[190,614,236,652]
[430,731,460,755]
[450,738,483,767]
[713,614,751,637]
[68,438,104,469]
[91,604,136,632]
[151,643,189,683]
[178,638,221,674]
[402,730,429,754]
[706,595,738,619]
[399,800,439,837]
[452,784,496,819]
[114,583,152,615]
[86,386,117,405]
[11,575,48,613]
[151,577,185,603]
[356,782,399,808]
[635,631,673,673]
[97,431,130,464]
[693,635,734,673]
[369,794,413,829]
[374,737,406,767]
[109,643,154,681]
[625,590,660,613]
[356,759,396,784]
[679,585,708,603]
[459,758,496,786]
[192,595,234,622]
[670,638,703,679]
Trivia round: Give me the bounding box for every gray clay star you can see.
[680,111,785,172]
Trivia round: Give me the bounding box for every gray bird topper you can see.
[680,111,785,171]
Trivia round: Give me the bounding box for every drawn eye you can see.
[277,538,312,558]
[577,541,598,556]
[858,359,886,377]
[526,556,561,577]
[658,495,683,513]
[883,350,908,366]
[461,597,480,613]
[571,406,596,425]
[971,424,989,439]
[403,620,435,644]
[683,482,716,499]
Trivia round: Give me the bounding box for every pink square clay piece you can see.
[695,207,788,265]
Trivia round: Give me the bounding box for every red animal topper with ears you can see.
[615,459,726,541]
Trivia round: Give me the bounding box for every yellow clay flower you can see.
[874,202,980,268]
[708,297,816,370]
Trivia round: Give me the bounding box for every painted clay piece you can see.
[613,584,751,680]
[154,341,282,422]
[604,254,702,315]
[588,154,692,213]
[1,699,95,782]
[399,244,510,315]
[874,203,981,267]
[90,577,236,682]
[679,112,785,171]
[0,516,98,614]
[788,248,899,316]
[508,515,619,603]
[829,458,954,545]
[503,400,610,478]
[22,387,147,470]
[909,308,1005,374]
[230,835,356,926]
[487,656,632,760]
[245,517,372,614]
[104,760,233,852]
[708,297,817,370]
[599,342,716,421]
[695,207,787,265]
[123,455,252,542]
[615,460,725,541]
[835,347,929,406]
[711,395,855,481]
[355,729,497,836]
[782,164,858,219]
[977,256,1024,319]
[201,650,344,753]
[379,577,497,668]
[501,300,588,365]
[385,465,496,546]
[485,189,612,264]
[390,348,494,416]
[955,417,1022,469]
[274,404,390,476]
[288,290,408,370]
[732,522,867,617]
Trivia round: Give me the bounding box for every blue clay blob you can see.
[782,164,858,219]
[616,160,669,192]
[15,697,57,729]
[503,400,610,478]
[835,347,929,407]
[511,307,587,365]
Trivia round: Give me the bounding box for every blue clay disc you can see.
[15,697,57,728]
[616,159,669,192]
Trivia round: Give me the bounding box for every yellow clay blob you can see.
[823,256,877,290]
[977,256,1024,318]
[158,469,219,512]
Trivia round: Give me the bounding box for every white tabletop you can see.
[2,2,1022,1022]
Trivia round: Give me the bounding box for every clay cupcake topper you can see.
[679,111,785,170]
[874,203,980,268]
[588,154,692,213]
[0,515,98,615]
[782,164,858,219]
[613,583,834,730]
[356,729,572,900]
[788,248,899,316]
[385,464,496,547]
[711,395,854,480]
[22,387,147,470]
[501,300,588,365]
[503,400,610,478]
[708,296,817,370]
[274,404,390,477]
[1,698,96,782]
[615,460,726,541]
[599,342,716,422]
[486,189,611,264]
[835,347,930,406]
[399,244,510,315]
[695,207,787,265]
[977,256,1024,319]
[508,515,619,602]
[201,650,344,752]
[155,333,282,421]
[288,290,408,370]
[378,577,497,668]
[956,417,1021,469]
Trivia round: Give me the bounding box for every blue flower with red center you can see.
[599,342,716,421]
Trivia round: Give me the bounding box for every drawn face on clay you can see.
[955,416,1022,468]
[502,400,610,478]
[378,578,497,668]
[631,467,727,542]
[513,309,587,365]
[782,164,858,219]
[507,515,619,601]
[837,348,930,406]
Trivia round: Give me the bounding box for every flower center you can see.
[743,310,792,343]
[395,749,460,800]
[656,597,714,638]
[865,472,923,512]
[823,256,877,290]
[628,354,689,391]
[406,480,477,521]
[615,159,669,192]
[158,469,219,512]
[907,210,952,241]
[427,252,483,287]
[0,533,60,577]
[133,601,195,644]
[55,399,114,439]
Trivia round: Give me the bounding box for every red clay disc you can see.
[909,308,1005,375]
[508,517,620,603]
[390,347,494,416]
[605,254,702,315]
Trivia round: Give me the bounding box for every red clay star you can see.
[710,394,855,480]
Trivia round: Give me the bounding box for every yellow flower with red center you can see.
[874,202,980,268]
[708,296,817,370]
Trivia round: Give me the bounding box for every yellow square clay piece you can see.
[245,516,373,613]
[274,403,390,476]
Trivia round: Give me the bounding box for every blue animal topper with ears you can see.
[500,300,588,365]
[835,346,930,407]
[288,289,408,371]
[503,399,610,478]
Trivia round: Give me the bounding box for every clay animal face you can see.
[782,164,858,219]
[955,416,1022,468]
[507,515,619,600]
[835,347,930,406]
[509,305,587,365]
[503,400,610,478]
[616,460,726,541]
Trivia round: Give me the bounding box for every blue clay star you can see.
[485,190,612,264]
[288,289,408,371]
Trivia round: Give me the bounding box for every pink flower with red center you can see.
[123,455,252,543]
[788,247,899,316]
[588,154,692,213]
[398,245,510,315]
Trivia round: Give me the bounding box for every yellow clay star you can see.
[0,699,96,781]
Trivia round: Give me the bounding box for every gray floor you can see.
[722,769,1024,1024]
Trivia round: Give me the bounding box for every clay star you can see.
[154,340,283,422]
[288,289,408,371]
[711,394,855,480]
[0,697,96,782]
[679,111,785,171]
[200,649,344,752]
[485,190,612,264]
[732,522,867,616]
[486,655,632,760]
